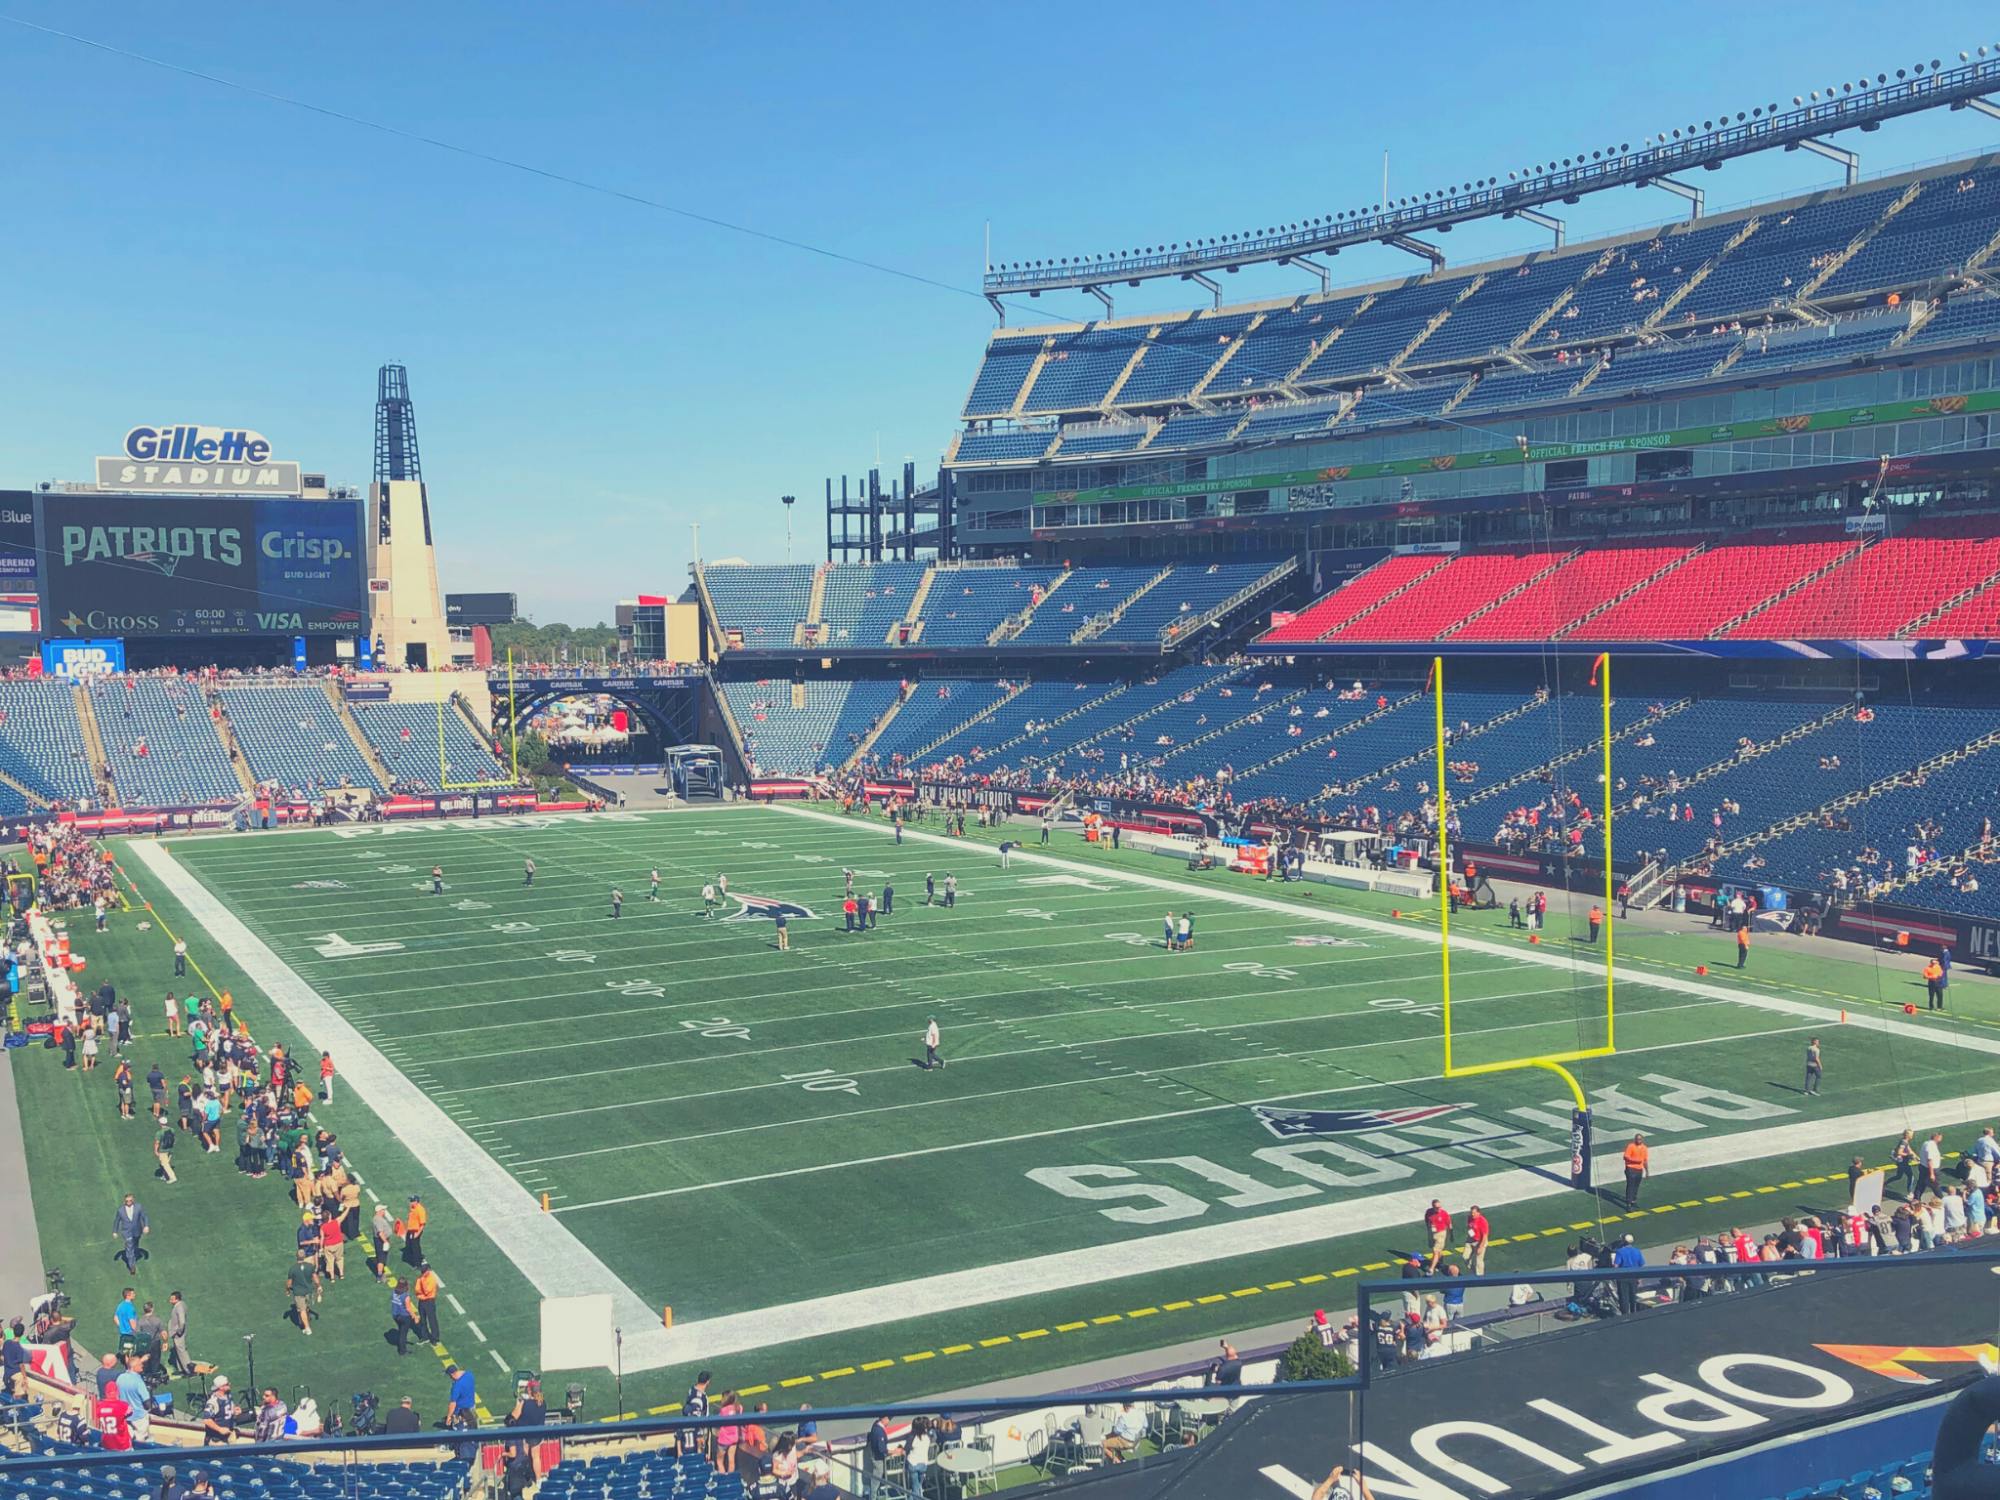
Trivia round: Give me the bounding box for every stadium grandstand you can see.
[14,37,2000,1500]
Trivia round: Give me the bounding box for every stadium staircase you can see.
[450,694,496,760]
[1011,664,1248,770]
[1795,180,1926,302]
[966,681,1133,763]
[323,680,395,789]
[1295,555,1451,642]
[1509,247,1616,350]
[837,682,916,773]
[1890,299,1943,348]
[1188,312,1267,400]
[711,682,756,771]
[1010,343,1055,418]
[1097,339,1151,409]
[1641,216,1762,332]
[1233,690,1421,782]
[71,684,114,807]
[1900,556,2000,632]
[1707,534,1879,637]
[0,766,50,812]
[1160,557,1300,648]
[204,690,260,797]
[1435,549,1579,639]
[1321,692,1545,799]
[1619,701,1856,813]
[1459,697,1695,808]
[905,680,1027,763]
[1555,544,1710,637]
[796,567,830,648]
[1434,372,1481,416]
[1709,721,2000,870]
[1392,277,1482,370]
[989,569,1071,644]
[1071,566,1174,643]
[895,568,937,643]
[1287,293,1375,381]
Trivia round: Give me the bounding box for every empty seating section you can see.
[1096,561,1277,642]
[962,338,1040,416]
[1211,691,1396,804]
[1300,279,1466,382]
[704,564,814,644]
[1586,335,1732,397]
[93,679,240,806]
[1008,664,1243,776]
[1229,693,1429,804]
[1450,545,1697,640]
[1414,262,1568,365]
[1924,577,2000,636]
[817,562,925,645]
[1546,220,1740,343]
[1012,567,1160,644]
[866,680,1010,765]
[0,680,96,804]
[1019,329,1136,412]
[1580,536,1859,639]
[351,701,506,787]
[1451,364,1583,415]
[1238,396,1346,438]
[1629,707,1971,863]
[220,683,379,791]
[1150,411,1246,449]
[1262,554,1441,643]
[716,680,893,775]
[1726,526,2000,638]
[1346,381,1462,427]
[1744,740,2000,915]
[919,679,1126,766]
[952,165,2000,472]
[0,1445,472,1500]
[954,429,1055,463]
[1817,176,2000,298]
[1323,550,1569,641]
[1907,292,2000,350]
[1056,427,1149,455]
[1680,188,1898,322]
[1226,299,1362,392]
[917,566,1063,645]
[1150,679,1326,778]
[1726,315,1901,378]
[1116,313,1256,406]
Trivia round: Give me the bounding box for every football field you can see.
[119,803,2000,1395]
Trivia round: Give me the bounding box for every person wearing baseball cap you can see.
[199,1377,236,1445]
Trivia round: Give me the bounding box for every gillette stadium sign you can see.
[96,425,302,496]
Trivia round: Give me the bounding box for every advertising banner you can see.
[35,493,366,637]
[0,493,38,588]
[40,638,126,678]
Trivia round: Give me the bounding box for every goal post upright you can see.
[1432,655,1617,1129]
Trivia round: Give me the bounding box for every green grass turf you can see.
[16,805,2000,1418]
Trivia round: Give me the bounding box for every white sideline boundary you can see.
[125,840,676,1375]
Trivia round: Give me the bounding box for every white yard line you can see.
[126,840,676,1375]
[773,804,2000,1062]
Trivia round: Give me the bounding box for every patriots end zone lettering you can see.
[1028,1076,1789,1223]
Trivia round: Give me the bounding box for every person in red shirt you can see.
[319,1211,347,1282]
[1466,1205,1491,1276]
[319,1051,336,1104]
[1423,1200,1452,1273]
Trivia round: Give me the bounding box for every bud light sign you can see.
[42,638,126,678]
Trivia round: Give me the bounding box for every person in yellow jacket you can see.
[1924,956,1946,1010]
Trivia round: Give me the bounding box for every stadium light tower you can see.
[369,363,450,668]
[781,494,796,564]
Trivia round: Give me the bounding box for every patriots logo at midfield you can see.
[725,895,818,923]
[1250,1102,1466,1139]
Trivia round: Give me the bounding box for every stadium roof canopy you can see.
[982,49,2000,317]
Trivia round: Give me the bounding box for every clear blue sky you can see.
[4,3,1998,622]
